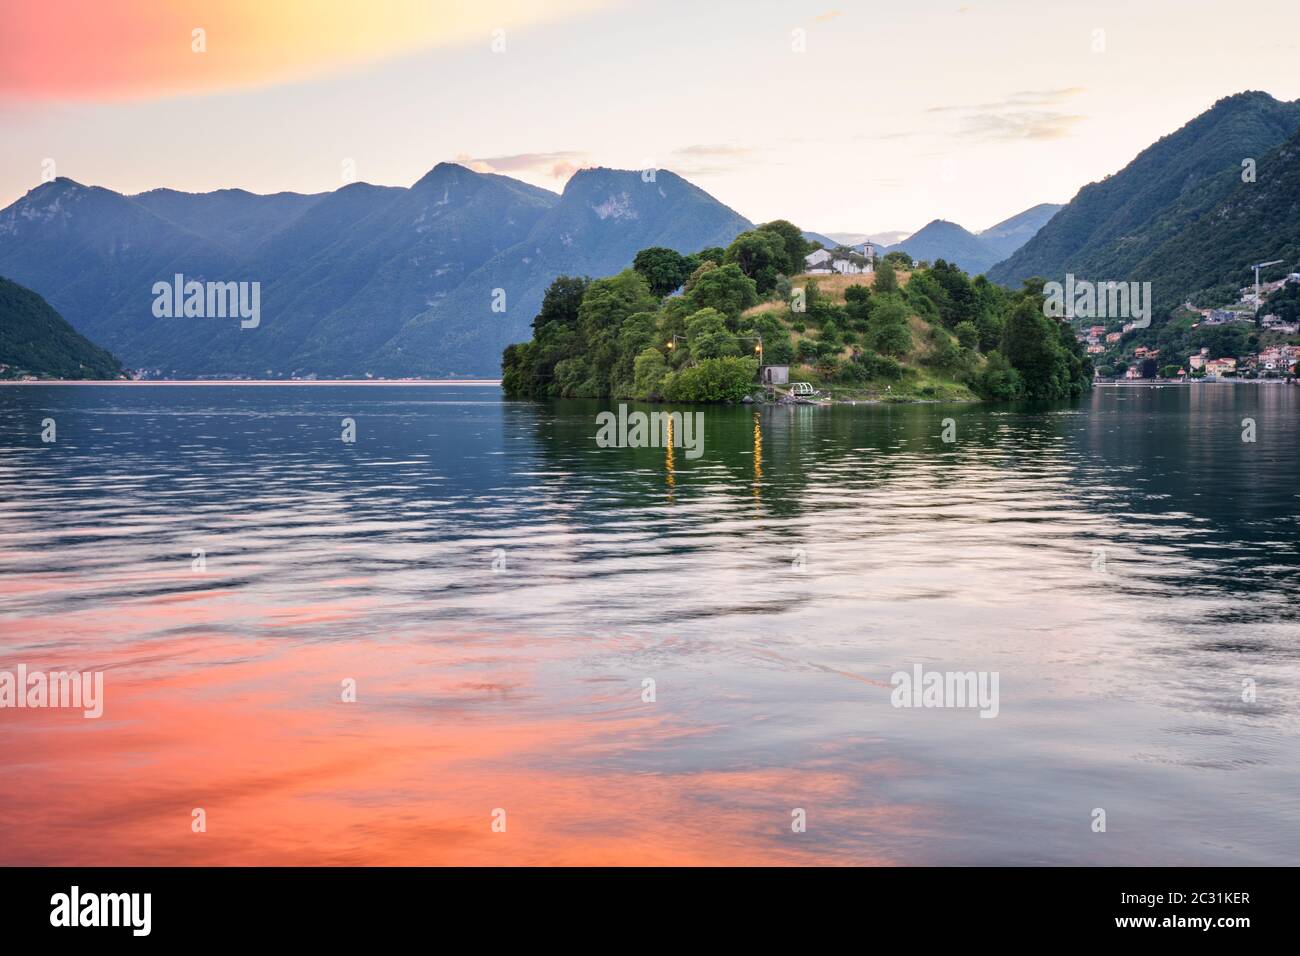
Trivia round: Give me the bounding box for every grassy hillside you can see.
[745,271,978,401]
[0,275,124,379]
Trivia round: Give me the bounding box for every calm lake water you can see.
[1,383,1297,865]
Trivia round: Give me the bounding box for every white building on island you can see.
[804,244,876,275]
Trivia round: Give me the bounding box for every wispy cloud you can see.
[928,88,1085,113]
[954,111,1085,141]
[456,151,588,180]
[814,11,844,23]
[666,144,757,176]
[928,88,1086,141]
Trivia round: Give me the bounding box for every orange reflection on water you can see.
[0,622,918,865]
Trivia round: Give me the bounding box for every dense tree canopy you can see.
[531,275,589,333]
[632,247,692,298]
[756,219,811,276]
[724,230,788,294]
[683,263,760,318]
[503,230,1092,404]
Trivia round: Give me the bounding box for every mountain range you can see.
[880,204,1064,276]
[7,89,1295,377]
[820,230,912,248]
[988,90,1300,313]
[0,165,751,377]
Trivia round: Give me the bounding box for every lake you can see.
[1,383,1297,865]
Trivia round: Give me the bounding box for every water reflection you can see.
[0,384,1297,865]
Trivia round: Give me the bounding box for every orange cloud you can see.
[0,0,609,102]
[455,151,588,181]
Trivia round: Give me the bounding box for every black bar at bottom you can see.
[0,866,1283,941]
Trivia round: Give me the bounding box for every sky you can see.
[2,0,1299,235]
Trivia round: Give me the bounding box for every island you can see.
[501,221,1092,404]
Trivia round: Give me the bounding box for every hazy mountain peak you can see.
[22,177,89,203]
[884,207,1058,276]
[410,161,478,189]
[2,178,139,237]
[563,166,689,192]
[980,202,1062,233]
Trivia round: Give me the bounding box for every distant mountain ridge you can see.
[979,204,1065,261]
[131,187,328,257]
[372,167,753,375]
[987,91,1300,292]
[823,230,912,248]
[801,230,840,249]
[0,275,123,379]
[0,165,751,377]
[882,203,1063,275]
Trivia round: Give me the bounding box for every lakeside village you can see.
[1080,271,1300,383]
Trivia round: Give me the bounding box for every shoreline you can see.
[1093,379,1296,386]
[0,379,503,387]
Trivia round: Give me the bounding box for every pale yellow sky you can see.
[3,0,1298,233]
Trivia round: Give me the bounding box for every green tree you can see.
[691,246,727,269]
[975,310,1004,352]
[686,263,759,319]
[867,295,912,357]
[925,333,964,374]
[633,347,670,399]
[577,270,658,395]
[854,349,904,381]
[928,260,979,328]
[684,308,740,359]
[531,275,589,334]
[954,321,979,350]
[999,299,1066,399]
[757,219,810,276]
[503,276,592,397]
[725,230,788,294]
[610,310,662,396]
[633,247,692,298]
[661,357,759,402]
[874,258,900,294]
[500,341,534,396]
[972,350,1024,400]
